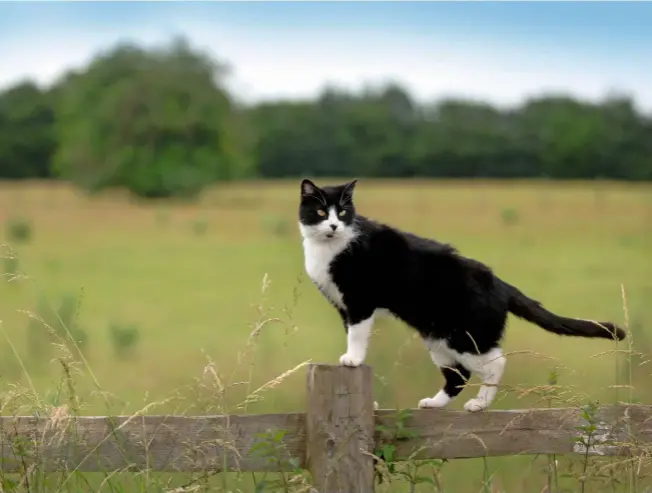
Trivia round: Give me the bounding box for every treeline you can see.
[0,37,650,198]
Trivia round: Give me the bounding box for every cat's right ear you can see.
[300,179,319,198]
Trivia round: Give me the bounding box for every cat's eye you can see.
[338,210,347,217]
[316,209,326,217]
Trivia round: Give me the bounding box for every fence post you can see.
[305,363,375,493]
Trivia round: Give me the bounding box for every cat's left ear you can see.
[340,179,358,203]
[300,178,319,198]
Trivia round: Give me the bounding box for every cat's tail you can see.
[502,281,626,341]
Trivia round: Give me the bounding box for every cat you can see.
[298,178,626,412]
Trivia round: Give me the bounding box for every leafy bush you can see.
[500,207,520,226]
[5,217,33,243]
[108,323,141,360]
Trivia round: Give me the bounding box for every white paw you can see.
[419,398,445,409]
[373,401,379,410]
[339,353,364,367]
[418,397,449,409]
[464,398,489,412]
[418,391,450,409]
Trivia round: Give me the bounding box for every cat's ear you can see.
[340,179,358,203]
[300,178,320,198]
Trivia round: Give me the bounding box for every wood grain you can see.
[0,377,650,475]
[305,364,375,493]
[375,404,652,461]
[0,412,305,473]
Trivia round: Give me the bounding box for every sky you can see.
[2,1,652,111]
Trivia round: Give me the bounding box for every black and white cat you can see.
[298,178,626,412]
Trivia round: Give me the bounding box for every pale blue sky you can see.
[2,1,651,110]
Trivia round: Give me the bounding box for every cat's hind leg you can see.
[418,339,471,409]
[457,347,506,412]
[419,364,471,409]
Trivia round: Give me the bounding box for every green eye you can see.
[338,210,346,217]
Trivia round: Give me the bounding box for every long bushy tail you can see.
[502,280,626,341]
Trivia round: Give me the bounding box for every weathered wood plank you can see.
[0,413,305,473]
[375,404,652,461]
[305,364,375,493]
[1,404,650,473]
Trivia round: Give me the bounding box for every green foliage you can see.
[373,408,447,489]
[571,400,602,493]
[107,322,141,360]
[500,207,520,226]
[5,216,33,243]
[52,37,252,199]
[249,429,306,492]
[251,88,652,182]
[374,408,419,479]
[0,81,56,179]
[1,37,651,188]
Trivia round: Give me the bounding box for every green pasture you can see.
[1,179,651,492]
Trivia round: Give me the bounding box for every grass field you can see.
[1,178,651,492]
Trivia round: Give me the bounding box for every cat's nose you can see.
[329,224,338,231]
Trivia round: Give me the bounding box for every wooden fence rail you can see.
[1,364,651,492]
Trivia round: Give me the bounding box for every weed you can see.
[5,216,33,243]
[249,429,307,492]
[107,322,141,359]
[374,408,446,492]
[500,207,519,226]
[573,400,601,493]
[545,368,561,493]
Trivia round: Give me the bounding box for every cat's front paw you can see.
[418,391,450,409]
[464,397,489,412]
[418,398,446,409]
[339,352,364,367]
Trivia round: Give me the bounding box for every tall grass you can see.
[0,245,650,493]
[1,179,651,492]
[0,251,313,492]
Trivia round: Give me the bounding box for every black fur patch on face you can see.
[298,179,357,226]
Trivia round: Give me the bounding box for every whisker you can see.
[305,193,327,206]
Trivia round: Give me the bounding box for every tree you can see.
[1,36,650,185]
[52,37,253,198]
[0,81,56,179]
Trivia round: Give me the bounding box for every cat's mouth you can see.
[325,233,335,239]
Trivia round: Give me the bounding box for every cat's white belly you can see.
[302,237,348,309]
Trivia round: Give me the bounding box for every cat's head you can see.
[298,178,358,242]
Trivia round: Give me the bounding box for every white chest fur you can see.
[302,238,349,309]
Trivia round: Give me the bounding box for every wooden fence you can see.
[1,364,651,492]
